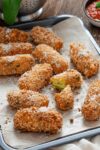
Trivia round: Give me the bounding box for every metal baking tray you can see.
[9,14,100,55]
[0,15,100,150]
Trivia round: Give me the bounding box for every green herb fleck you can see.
[50,77,66,90]
[96,2,100,8]
[3,0,21,25]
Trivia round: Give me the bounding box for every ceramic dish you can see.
[83,0,100,27]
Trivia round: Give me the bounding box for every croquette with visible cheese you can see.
[55,85,74,111]
[50,69,83,90]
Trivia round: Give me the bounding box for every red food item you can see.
[87,0,100,20]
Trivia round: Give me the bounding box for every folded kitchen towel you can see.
[0,136,99,149]
[51,135,100,150]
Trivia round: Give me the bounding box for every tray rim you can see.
[0,126,100,150]
[0,14,100,150]
[8,14,100,55]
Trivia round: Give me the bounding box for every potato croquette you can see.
[31,26,63,51]
[0,43,33,56]
[18,63,53,91]
[7,90,49,109]
[70,43,99,77]
[0,27,29,43]
[82,80,100,121]
[55,85,74,111]
[33,44,68,74]
[50,69,83,90]
[82,101,100,121]
[14,107,63,133]
[0,54,35,75]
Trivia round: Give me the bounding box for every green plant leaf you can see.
[96,2,100,8]
[3,0,21,25]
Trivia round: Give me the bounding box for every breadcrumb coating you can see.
[14,107,63,134]
[85,80,100,103]
[55,85,74,111]
[82,101,100,121]
[33,44,68,74]
[82,80,100,121]
[0,54,35,75]
[0,27,29,43]
[0,43,33,56]
[7,90,49,109]
[50,69,83,90]
[70,43,99,77]
[18,63,53,91]
[31,26,63,51]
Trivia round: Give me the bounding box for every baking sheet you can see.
[0,17,99,149]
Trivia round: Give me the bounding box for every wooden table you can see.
[41,0,100,46]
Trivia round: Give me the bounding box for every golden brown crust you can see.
[82,101,100,121]
[85,80,100,103]
[50,69,83,89]
[55,85,74,111]
[0,43,33,56]
[14,107,63,134]
[33,44,68,74]
[82,80,100,121]
[18,63,53,91]
[31,26,63,51]
[70,43,99,77]
[0,27,29,43]
[0,54,35,75]
[7,90,49,109]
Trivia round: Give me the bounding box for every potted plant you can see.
[0,0,45,25]
[1,0,21,25]
[0,0,64,25]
